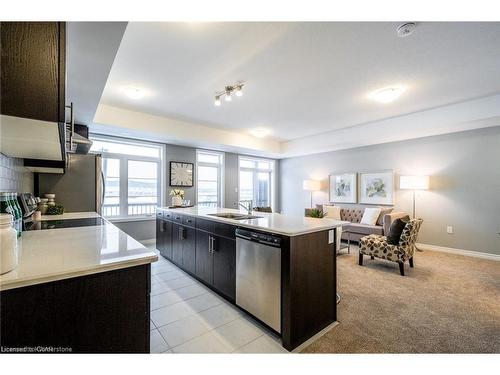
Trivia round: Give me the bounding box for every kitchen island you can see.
[0,212,157,353]
[156,206,347,351]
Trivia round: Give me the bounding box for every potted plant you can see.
[308,208,325,218]
[169,189,185,207]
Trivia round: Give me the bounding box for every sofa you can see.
[305,204,408,243]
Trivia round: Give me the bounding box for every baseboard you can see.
[140,238,156,246]
[417,243,500,261]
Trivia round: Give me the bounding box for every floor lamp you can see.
[303,180,320,208]
[400,175,429,252]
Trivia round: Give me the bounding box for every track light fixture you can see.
[214,82,245,106]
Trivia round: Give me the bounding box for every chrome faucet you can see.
[238,200,253,214]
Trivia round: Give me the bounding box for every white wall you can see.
[280,127,500,256]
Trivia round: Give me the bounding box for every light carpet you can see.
[303,247,500,353]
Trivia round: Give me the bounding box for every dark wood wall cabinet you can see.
[0,22,67,164]
[0,265,151,353]
[156,209,337,351]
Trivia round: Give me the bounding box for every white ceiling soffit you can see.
[281,94,500,157]
[93,104,282,157]
[67,22,128,125]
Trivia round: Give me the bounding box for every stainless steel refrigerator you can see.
[37,153,103,214]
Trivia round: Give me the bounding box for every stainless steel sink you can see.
[207,213,262,220]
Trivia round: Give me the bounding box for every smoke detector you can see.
[397,22,416,38]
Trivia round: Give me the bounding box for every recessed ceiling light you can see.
[123,86,145,100]
[249,128,271,138]
[369,86,406,103]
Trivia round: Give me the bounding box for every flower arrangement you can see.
[169,189,185,199]
[169,189,185,207]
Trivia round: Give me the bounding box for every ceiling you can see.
[99,22,500,143]
[67,22,127,125]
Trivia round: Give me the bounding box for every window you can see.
[90,135,164,219]
[238,156,275,209]
[196,150,224,207]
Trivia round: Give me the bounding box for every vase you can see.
[171,196,183,207]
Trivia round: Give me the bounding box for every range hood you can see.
[66,122,93,155]
[69,130,93,154]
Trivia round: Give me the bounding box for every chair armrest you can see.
[383,211,409,234]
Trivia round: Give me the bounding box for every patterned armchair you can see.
[358,218,423,276]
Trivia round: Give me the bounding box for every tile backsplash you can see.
[0,153,34,193]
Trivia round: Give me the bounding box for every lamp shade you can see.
[400,175,430,190]
[303,179,320,191]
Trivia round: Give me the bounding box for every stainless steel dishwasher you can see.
[235,228,281,333]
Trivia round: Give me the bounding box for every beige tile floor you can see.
[148,247,288,354]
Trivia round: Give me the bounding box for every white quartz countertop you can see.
[158,206,349,236]
[0,213,158,291]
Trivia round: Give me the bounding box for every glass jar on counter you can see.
[0,213,18,274]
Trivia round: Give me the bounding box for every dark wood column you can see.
[281,229,336,351]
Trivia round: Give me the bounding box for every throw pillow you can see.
[360,207,382,225]
[386,216,410,245]
[376,207,394,226]
[323,205,341,220]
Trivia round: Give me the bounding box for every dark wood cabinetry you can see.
[157,211,237,301]
[195,230,213,284]
[0,265,151,353]
[182,226,196,274]
[0,22,67,163]
[171,223,183,266]
[156,217,172,260]
[212,235,236,300]
[195,229,236,300]
[156,209,337,351]
[171,218,196,274]
[1,22,66,123]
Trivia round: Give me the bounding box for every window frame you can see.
[90,134,165,221]
[196,149,224,208]
[238,155,276,211]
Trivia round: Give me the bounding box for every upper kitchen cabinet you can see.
[1,22,66,162]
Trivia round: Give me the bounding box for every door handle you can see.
[208,236,212,253]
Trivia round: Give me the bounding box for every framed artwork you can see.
[359,170,394,205]
[329,172,357,203]
[169,161,194,187]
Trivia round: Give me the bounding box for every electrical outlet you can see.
[447,226,453,234]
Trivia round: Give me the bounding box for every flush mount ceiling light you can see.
[397,22,416,38]
[369,86,406,103]
[214,82,245,106]
[249,128,271,138]
[122,86,145,100]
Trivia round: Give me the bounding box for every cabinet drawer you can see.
[214,222,236,239]
[196,218,236,239]
[196,218,214,233]
[156,210,164,219]
[172,213,183,223]
[163,210,173,220]
[182,215,196,228]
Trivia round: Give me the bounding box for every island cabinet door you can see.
[182,226,196,275]
[156,218,166,254]
[162,219,173,260]
[212,236,236,301]
[171,223,183,266]
[195,230,213,284]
